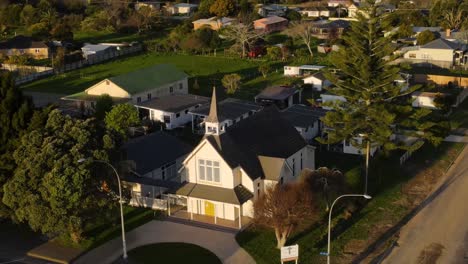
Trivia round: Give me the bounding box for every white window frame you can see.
[198,159,221,184]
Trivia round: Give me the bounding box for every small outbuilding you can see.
[255,86,301,109]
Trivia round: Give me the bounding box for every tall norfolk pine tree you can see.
[319,1,448,193]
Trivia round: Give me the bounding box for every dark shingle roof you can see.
[281,105,327,128]
[422,38,465,50]
[136,94,209,113]
[0,35,48,50]
[108,64,188,95]
[176,183,253,204]
[205,107,307,180]
[255,86,299,101]
[122,131,193,175]
[190,98,262,122]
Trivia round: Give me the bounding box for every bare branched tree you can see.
[442,8,465,30]
[253,182,317,248]
[223,23,264,58]
[286,21,315,58]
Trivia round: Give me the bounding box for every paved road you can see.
[383,145,468,264]
[74,220,256,264]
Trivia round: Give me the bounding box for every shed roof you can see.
[190,98,262,122]
[281,105,327,128]
[108,64,188,95]
[255,16,288,25]
[136,93,209,113]
[255,86,299,101]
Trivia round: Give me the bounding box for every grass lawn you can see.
[21,53,288,100]
[237,142,465,264]
[127,243,221,264]
[450,98,468,129]
[57,206,160,250]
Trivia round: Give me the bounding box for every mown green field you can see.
[22,53,288,100]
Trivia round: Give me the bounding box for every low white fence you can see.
[129,195,168,210]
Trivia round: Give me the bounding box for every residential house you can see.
[328,0,352,7]
[190,97,263,134]
[284,65,325,76]
[122,131,192,199]
[166,3,198,15]
[403,38,467,67]
[347,3,359,17]
[257,4,288,17]
[303,72,331,91]
[253,16,288,33]
[62,64,189,113]
[281,105,327,142]
[136,94,209,130]
[192,17,236,31]
[318,6,335,17]
[174,88,315,227]
[255,86,301,109]
[81,43,118,60]
[299,7,320,18]
[135,1,163,10]
[311,20,350,39]
[0,35,50,59]
[411,91,440,109]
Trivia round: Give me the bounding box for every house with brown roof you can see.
[173,88,315,228]
[253,16,288,33]
[0,35,50,59]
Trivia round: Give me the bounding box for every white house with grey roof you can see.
[62,64,189,114]
[122,131,192,200]
[174,88,315,228]
[403,38,468,67]
[281,105,327,142]
[136,94,209,130]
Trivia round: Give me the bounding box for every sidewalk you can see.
[74,220,256,264]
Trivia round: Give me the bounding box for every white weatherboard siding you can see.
[86,80,130,98]
[404,48,454,63]
[284,66,301,76]
[185,140,235,189]
[412,95,437,108]
[129,183,167,198]
[148,106,194,130]
[303,76,331,91]
[343,138,378,156]
[295,123,319,142]
[187,197,237,220]
[242,200,254,218]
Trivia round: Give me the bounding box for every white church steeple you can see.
[205,87,223,135]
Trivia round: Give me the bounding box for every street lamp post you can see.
[326,194,372,264]
[78,158,128,260]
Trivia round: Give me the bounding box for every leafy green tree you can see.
[50,23,74,41]
[222,73,242,94]
[209,0,236,17]
[105,104,140,140]
[258,64,271,78]
[320,1,445,194]
[266,46,282,61]
[28,22,50,39]
[397,23,413,38]
[196,0,216,18]
[286,9,301,21]
[3,110,117,243]
[94,94,114,121]
[0,72,34,219]
[417,30,436,45]
[20,4,38,27]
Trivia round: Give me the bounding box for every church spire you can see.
[205,86,223,135]
[206,86,219,123]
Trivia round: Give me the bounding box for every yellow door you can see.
[204,201,215,217]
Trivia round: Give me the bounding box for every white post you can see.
[168,196,171,216]
[238,206,242,229]
[190,199,194,220]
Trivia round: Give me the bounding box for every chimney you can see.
[446,28,451,38]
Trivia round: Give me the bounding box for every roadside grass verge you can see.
[237,142,465,264]
[56,206,161,250]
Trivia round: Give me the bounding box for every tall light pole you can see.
[78,158,128,260]
[325,194,372,264]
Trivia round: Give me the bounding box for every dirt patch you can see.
[417,243,445,264]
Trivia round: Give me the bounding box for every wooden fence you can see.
[3,44,143,85]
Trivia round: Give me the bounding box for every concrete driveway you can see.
[383,146,468,264]
[74,220,256,264]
